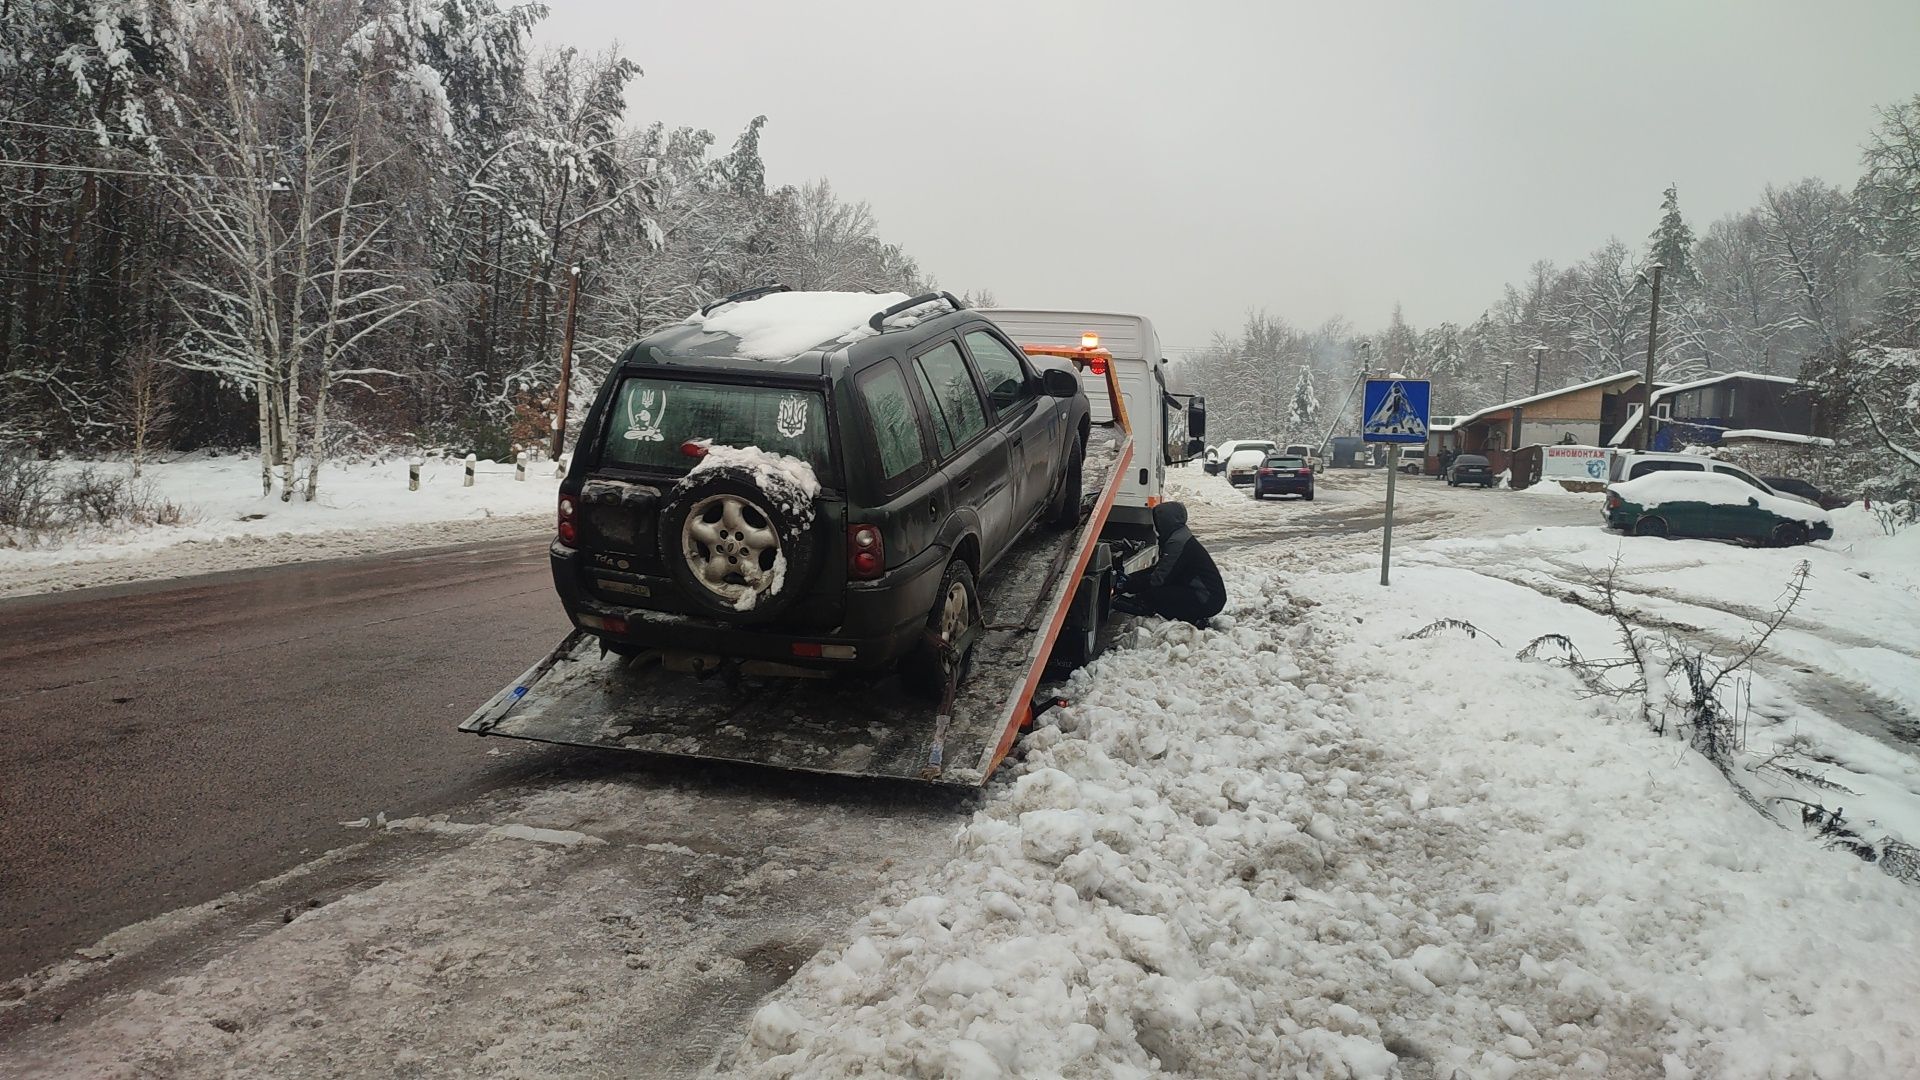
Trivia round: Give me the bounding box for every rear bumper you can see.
[549,540,943,670]
[1255,478,1313,496]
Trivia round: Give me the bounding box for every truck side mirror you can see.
[1188,396,1207,439]
[1041,368,1079,398]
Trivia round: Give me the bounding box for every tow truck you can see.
[460,320,1205,787]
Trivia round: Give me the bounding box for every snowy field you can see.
[0,454,558,597]
[4,467,1918,1079]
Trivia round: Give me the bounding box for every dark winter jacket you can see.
[1124,501,1226,624]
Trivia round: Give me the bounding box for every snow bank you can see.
[730,564,1920,1078]
[1612,471,1829,523]
[691,290,909,361]
[0,454,557,597]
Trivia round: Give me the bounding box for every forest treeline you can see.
[0,0,925,497]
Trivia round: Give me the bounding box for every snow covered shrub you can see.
[1870,498,1916,536]
[0,452,60,537]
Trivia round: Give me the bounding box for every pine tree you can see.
[1285,365,1319,435]
[1649,183,1698,284]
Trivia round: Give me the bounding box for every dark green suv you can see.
[552,287,1091,693]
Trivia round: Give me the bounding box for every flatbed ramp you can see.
[462,428,1131,787]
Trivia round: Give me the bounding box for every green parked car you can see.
[1605,471,1833,546]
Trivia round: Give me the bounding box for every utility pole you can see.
[1636,263,1665,451]
[1531,345,1548,395]
[550,266,581,464]
[1501,361,1513,402]
[1317,342,1369,458]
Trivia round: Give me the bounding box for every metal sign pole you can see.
[1381,459,1397,586]
[1360,376,1428,590]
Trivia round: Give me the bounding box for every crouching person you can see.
[1113,501,1225,627]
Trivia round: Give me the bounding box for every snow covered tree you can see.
[1285,365,1319,436]
[1856,95,1920,345]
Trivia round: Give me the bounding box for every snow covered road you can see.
[5,467,1917,1079]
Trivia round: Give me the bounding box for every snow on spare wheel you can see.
[673,443,820,613]
[726,514,1920,1077]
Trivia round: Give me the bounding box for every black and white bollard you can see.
[409,460,421,491]
[516,450,527,482]
[464,453,476,487]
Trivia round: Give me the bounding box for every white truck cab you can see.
[980,309,1206,538]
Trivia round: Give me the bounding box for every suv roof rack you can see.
[699,282,790,316]
[868,291,965,332]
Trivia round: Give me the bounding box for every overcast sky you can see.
[535,0,1920,352]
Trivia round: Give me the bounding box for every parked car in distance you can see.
[1206,438,1275,475]
[1225,447,1269,486]
[1397,447,1425,474]
[1283,443,1324,474]
[1252,455,1315,500]
[1761,476,1849,511]
[552,287,1091,697]
[1609,451,1820,509]
[1446,454,1495,487]
[1606,471,1833,546]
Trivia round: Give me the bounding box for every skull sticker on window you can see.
[624,386,666,442]
[776,394,808,440]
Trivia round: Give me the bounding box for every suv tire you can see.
[900,560,978,698]
[656,465,818,621]
[1044,433,1086,529]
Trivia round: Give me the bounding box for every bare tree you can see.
[165,0,424,500]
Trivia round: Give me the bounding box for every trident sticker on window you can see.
[775,395,808,439]
[624,386,666,442]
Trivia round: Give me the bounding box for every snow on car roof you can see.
[687,291,910,361]
[1611,471,1829,523]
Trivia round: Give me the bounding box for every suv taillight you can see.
[557,494,577,545]
[848,523,884,580]
[1258,468,1273,477]
[1296,468,1312,477]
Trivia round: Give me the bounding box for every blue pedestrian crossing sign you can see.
[1362,379,1431,443]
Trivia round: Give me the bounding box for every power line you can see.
[0,157,218,181]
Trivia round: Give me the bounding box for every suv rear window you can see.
[1268,457,1307,469]
[600,377,830,476]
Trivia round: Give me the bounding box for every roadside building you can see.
[1613,372,1822,451]
[1436,372,1644,475]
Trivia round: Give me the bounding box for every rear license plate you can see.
[594,577,651,598]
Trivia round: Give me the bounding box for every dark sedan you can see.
[1761,476,1850,511]
[1446,454,1495,488]
[1252,455,1315,500]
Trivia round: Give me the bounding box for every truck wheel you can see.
[657,465,817,622]
[1051,575,1104,670]
[901,561,979,699]
[1045,432,1086,529]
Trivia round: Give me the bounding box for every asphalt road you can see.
[0,534,571,982]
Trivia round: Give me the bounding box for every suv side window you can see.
[963,330,1035,416]
[855,360,928,485]
[911,341,988,458]
[1711,464,1769,492]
